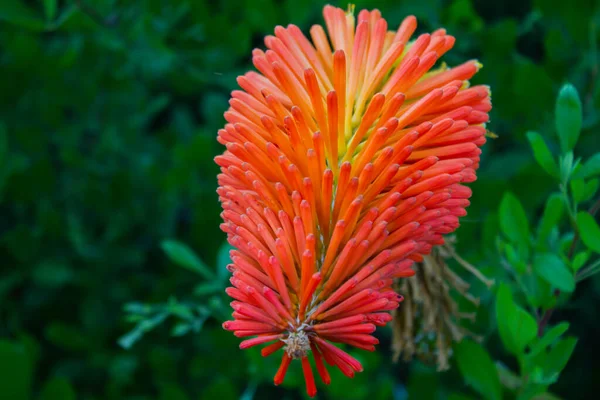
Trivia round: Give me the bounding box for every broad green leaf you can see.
[161,240,215,279]
[527,131,557,177]
[455,340,502,400]
[0,340,32,400]
[496,284,537,355]
[555,83,582,153]
[533,254,575,292]
[537,193,564,244]
[499,192,530,244]
[576,212,600,253]
[39,377,76,400]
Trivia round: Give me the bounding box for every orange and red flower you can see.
[216,5,490,397]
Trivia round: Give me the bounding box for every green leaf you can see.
[161,240,215,279]
[571,250,590,272]
[576,212,600,253]
[43,0,57,21]
[570,179,586,204]
[39,377,76,400]
[528,322,569,359]
[0,0,46,30]
[495,362,522,391]
[194,281,223,296]
[455,340,502,400]
[576,153,600,179]
[582,179,599,202]
[118,312,169,350]
[533,253,575,292]
[543,337,577,379]
[537,193,564,244]
[171,323,191,337]
[559,152,574,185]
[499,192,530,244]
[496,284,537,355]
[527,131,558,177]
[555,83,582,153]
[0,340,33,400]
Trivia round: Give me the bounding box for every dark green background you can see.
[1,0,599,399]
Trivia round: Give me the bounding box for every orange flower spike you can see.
[217,5,490,397]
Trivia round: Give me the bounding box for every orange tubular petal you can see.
[302,357,317,398]
[274,353,292,385]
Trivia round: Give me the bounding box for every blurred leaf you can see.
[527,131,558,177]
[529,322,569,359]
[499,192,530,244]
[0,0,46,30]
[118,312,169,350]
[193,281,223,296]
[496,284,537,355]
[170,323,191,337]
[570,179,586,204]
[583,179,599,202]
[455,340,502,400]
[216,241,234,281]
[158,383,190,400]
[43,0,57,21]
[39,377,76,400]
[571,250,590,272]
[45,322,89,351]
[543,337,577,381]
[576,212,600,253]
[533,253,575,292]
[575,153,600,179]
[555,83,582,153]
[495,362,522,391]
[32,260,72,288]
[0,340,32,400]
[0,123,7,164]
[559,152,575,185]
[161,240,215,279]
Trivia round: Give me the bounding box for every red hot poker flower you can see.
[216,5,490,397]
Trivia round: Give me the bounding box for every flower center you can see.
[282,329,311,359]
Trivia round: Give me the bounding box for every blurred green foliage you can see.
[1,0,599,399]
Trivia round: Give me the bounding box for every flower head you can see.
[216,5,490,397]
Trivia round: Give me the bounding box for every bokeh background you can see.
[1,0,599,399]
